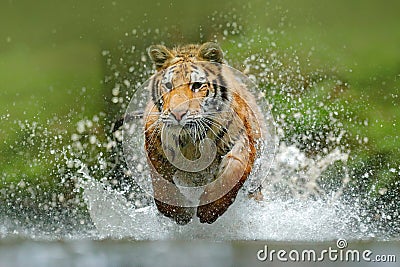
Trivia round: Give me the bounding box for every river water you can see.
[1,22,399,267]
[0,239,398,267]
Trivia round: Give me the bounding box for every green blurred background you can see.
[0,0,399,229]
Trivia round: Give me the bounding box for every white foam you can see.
[80,171,368,241]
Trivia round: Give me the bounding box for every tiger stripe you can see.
[144,42,266,224]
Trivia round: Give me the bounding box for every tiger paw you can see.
[196,193,234,224]
[155,199,195,225]
[173,206,195,225]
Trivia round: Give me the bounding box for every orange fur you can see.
[144,43,264,224]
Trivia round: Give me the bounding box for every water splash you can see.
[1,20,399,241]
[78,145,367,241]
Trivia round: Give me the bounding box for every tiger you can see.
[143,42,266,224]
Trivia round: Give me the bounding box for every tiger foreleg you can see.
[196,136,254,224]
[154,199,195,225]
[152,174,195,225]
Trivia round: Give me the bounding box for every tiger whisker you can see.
[145,112,163,116]
[199,118,232,148]
[201,116,232,130]
[197,120,209,141]
[144,118,161,133]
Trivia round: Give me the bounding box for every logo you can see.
[257,239,397,263]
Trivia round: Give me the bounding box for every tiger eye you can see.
[191,82,203,91]
[165,82,173,90]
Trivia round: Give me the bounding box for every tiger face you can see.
[148,43,231,140]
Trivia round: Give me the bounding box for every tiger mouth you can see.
[160,112,202,126]
[162,118,209,142]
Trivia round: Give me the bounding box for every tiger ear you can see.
[197,42,223,63]
[148,45,174,70]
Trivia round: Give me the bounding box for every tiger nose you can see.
[171,108,187,122]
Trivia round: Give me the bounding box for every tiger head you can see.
[147,43,230,130]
